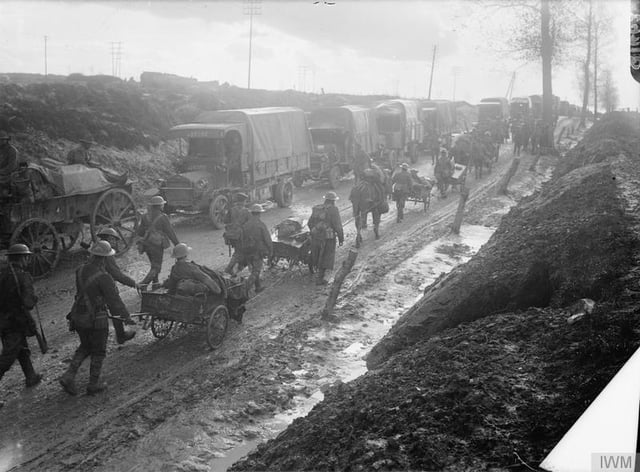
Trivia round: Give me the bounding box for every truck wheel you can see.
[328,166,341,189]
[275,181,293,208]
[209,195,229,229]
[293,172,304,188]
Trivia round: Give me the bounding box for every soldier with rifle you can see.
[0,244,43,390]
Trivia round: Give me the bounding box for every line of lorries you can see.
[151,94,579,229]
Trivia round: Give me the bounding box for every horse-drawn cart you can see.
[403,176,434,213]
[0,164,138,278]
[139,274,247,349]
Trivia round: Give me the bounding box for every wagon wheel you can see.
[151,317,174,339]
[91,188,139,256]
[209,194,229,230]
[275,181,294,208]
[206,305,229,349]
[10,218,61,279]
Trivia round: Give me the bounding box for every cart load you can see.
[269,218,313,272]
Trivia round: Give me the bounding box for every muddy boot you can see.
[114,320,135,345]
[59,351,85,396]
[19,355,42,388]
[86,357,107,395]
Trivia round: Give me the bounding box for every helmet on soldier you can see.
[249,203,264,213]
[97,227,120,239]
[7,243,32,255]
[400,163,409,170]
[171,243,191,259]
[323,191,339,201]
[148,195,167,206]
[89,240,116,257]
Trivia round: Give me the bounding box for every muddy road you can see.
[0,124,577,472]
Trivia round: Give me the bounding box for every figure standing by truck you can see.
[0,244,43,389]
[392,163,414,222]
[308,192,344,285]
[237,204,272,294]
[136,195,180,289]
[0,131,18,198]
[60,241,135,396]
[223,192,251,273]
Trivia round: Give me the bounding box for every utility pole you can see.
[427,45,437,100]
[452,66,461,101]
[244,0,262,89]
[505,71,516,100]
[593,16,599,119]
[44,35,48,77]
[110,41,123,78]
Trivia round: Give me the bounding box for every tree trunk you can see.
[541,0,555,151]
[593,18,598,119]
[451,186,469,235]
[579,0,593,128]
[321,248,358,319]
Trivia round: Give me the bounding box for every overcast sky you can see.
[0,0,637,109]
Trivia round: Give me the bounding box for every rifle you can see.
[33,305,48,355]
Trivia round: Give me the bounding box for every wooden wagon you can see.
[0,172,138,278]
[402,176,434,213]
[268,218,314,272]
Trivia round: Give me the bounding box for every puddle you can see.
[209,224,495,471]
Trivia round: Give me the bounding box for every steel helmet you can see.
[440,148,449,156]
[97,227,120,239]
[323,191,339,201]
[7,243,32,255]
[249,203,264,213]
[148,195,167,206]
[88,240,115,257]
[400,162,409,169]
[171,243,191,259]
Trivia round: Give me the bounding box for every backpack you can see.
[145,214,170,249]
[309,205,335,240]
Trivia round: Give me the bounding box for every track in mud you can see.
[0,126,575,471]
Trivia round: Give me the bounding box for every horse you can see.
[349,178,387,248]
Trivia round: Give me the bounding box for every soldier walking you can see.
[308,191,344,285]
[0,244,43,389]
[392,163,414,222]
[224,192,251,274]
[60,241,135,396]
[67,139,94,166]
[0,131,18,198]
[238,204,272,294]
[136,195,179,290]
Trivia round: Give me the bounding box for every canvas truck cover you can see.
[195,107,312,181]
[309,106,378,154]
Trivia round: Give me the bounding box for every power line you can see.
[243,0,262,89]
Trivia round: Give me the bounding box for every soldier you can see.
[163,243,222,296]
[60,240,135,396]
[95,227,137,344]
[67,139,94,166]
[224,192,251,273]
[0,244,42,389]
[392,163,414,223]
[0,131,18,198]
[308,191,344,285]
[136,195,179,289]
[238,204,272,293]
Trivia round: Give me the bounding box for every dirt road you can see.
[0,126,575,471]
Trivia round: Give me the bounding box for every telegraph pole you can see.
[44,35,48,77]
[427,45,437,100]
[244,0,262,89]
[452,66,461,101]
[110,42,123,78]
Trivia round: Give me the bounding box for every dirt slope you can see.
[230,114,640,470]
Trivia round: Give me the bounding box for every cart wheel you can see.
[151,317,173,339]
[10,218,61,279]
[328,166,341,189]
[275,181,293,208]
[91,188,139,256]
[209,194,229,230]
[206,305,229,349]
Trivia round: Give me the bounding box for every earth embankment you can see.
[230,113,640,470]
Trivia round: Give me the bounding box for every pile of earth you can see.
[230,112,640,470]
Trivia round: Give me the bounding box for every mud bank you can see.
[230,114,640,470]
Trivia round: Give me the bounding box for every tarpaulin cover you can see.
[309,106,378,153]
[50,165,112,196]
[195,107,312,181]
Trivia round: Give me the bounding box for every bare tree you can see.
[599,69,618,113]
[577,0,593,128]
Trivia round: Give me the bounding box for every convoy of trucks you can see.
[374,99,423,166]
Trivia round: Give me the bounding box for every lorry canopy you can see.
[168,123,240,139]
[377,100,420,124]
[194,107,312,170]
